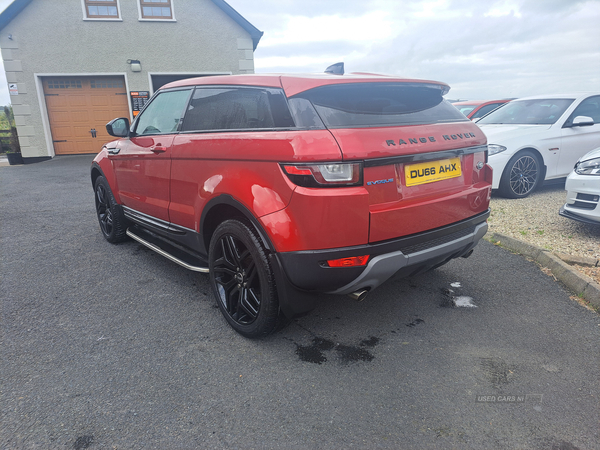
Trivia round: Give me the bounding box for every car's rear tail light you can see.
[318,164,356,182]
[325,255,369,267]
[282,162,363,187]
[283,165,313,176]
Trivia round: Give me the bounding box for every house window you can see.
[84,0,120,19]
[140,0,173,19]
[47,80,83,89]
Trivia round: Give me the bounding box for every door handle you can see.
[151,145,167,153]
[90,128,97,138]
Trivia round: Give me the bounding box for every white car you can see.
[477,93,600,198]
[559,147,600,224]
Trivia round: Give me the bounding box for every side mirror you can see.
[571,116,595,127]
[106,118,130,137]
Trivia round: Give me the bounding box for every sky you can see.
[0,0,598,104]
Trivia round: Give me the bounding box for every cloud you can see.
[257,11,396,48]
[231,0,600,99]
[0,0,596,105]
[236,0,384,18]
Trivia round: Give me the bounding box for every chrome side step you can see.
[126,227,209,273]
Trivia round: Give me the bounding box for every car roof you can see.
[453,100,510,106]
[162,73,451,97]
[452,101,485,106]
[511,92,600,101]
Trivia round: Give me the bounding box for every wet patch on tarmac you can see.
[538,438,580,450]
[295,337,335,364]
[406,318,425,327]
[360,336,380,347]
[294,336,380,365]
[336,344,374,364]
[73,435,94,450]
[440,288,456,307]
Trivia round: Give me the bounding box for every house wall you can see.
[0,0,256,160]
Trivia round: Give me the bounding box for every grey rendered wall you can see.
[0,0,255,159]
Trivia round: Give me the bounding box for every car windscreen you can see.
[456,106,477,115]
[291,83,468,128]
[477,98,574,125]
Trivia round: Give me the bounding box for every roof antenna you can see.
[324,62,344,75]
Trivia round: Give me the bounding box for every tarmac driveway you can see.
[1,155,598,449]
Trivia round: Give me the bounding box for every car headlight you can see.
[574,157,600,175]
[487,144,507,156]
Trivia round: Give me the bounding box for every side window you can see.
[287,98,325,129]
[565,95,600,125]
[472,103,502,119]
[181,87,295,132]
[134,89,191,136]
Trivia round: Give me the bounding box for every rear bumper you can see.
[329,221,488,295]
[276,209,490,297]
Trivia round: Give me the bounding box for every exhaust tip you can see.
[348,289,369,302]
[461,249,474,259]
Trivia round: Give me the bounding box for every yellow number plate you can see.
[405,157,462,187]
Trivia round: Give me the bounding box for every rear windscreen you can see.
[292,83,468,128]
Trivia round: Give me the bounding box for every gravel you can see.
[487,180,600,285]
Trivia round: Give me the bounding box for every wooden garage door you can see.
[44,76,129,155]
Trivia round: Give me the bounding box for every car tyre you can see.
[209,219,284,338]
[94,176,129,243]
[498,150,543,198]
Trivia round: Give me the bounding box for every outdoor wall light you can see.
[127,59,142,72]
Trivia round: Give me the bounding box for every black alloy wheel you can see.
[94,176,128,243]
[499,150,542,198]
[209,220,282,338]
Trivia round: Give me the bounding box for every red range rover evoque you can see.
[91,72,492,338]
